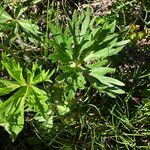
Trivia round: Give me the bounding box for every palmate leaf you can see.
[0,6,40,37]
[0,53,53,141]
[32,68,52,84]
[0,87,26,141]
[48,7,91,63]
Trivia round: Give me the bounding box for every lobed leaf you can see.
[0,87,26,141]
[0,53,53,141]
[0,79,20,96]
[1,53,26,85]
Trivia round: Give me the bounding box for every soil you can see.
[82,0,116,16]
[0,127,25,150]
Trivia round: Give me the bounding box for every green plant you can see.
[0,53,53,141]
[0,5,40,37]
[48,8,129,99]
[0,1,42,56]
[1,2,149,149]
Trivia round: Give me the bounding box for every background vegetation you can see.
[0,0,150,149]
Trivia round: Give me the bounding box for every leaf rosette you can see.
[48,8,129,98]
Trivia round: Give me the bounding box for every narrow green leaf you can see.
[110,88,125,94]
[106,92,116,98]
[80,39,95,53]
[18,20,41,35]
[32,0,42,4]
[115,40,130,46]
[108,20,116,33]
[48,40,73,62]
[87,59,108,68]
[80,7,90,42]
[17,7,28,18]
[0,7,12,23]
[91,75,125,87]
[49,23,63,44]
[72,10,78,25]
[103,34,118,43]
[84,46,123,61]
[49,53,72,63]
[90,67,115,76]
